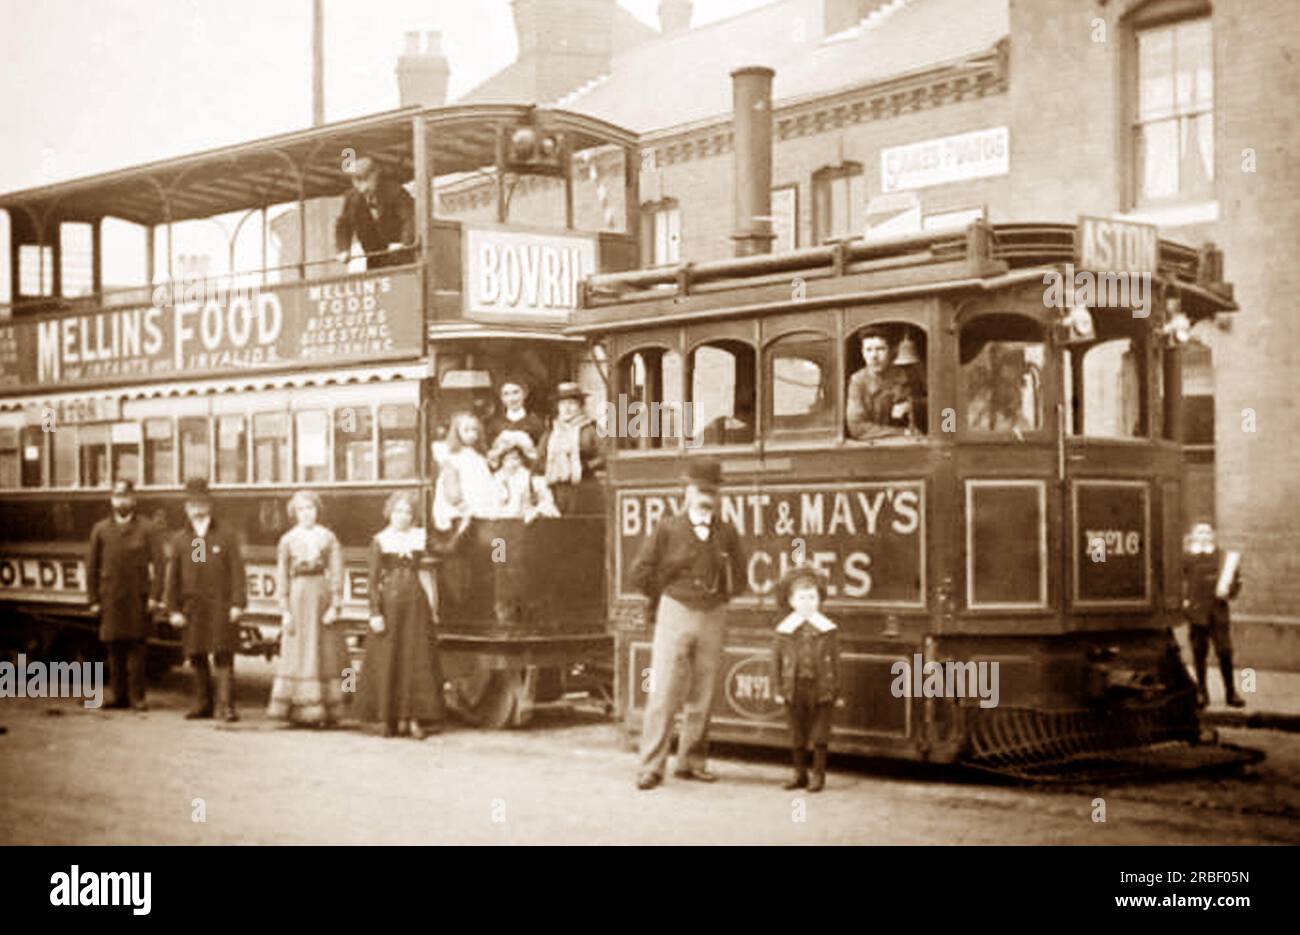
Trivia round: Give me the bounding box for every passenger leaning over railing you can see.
[489,431,561,523]
[432,413,498,532]
[333,156,415,271]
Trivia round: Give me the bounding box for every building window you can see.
[1133,16,1213,204]
[179,417,210,482]
[335,406,375,480]
[294,410,329,483]
[378,404,417,479]
[642,200,681,266]
[813,163,864,243]
[252,412,288,483]
[216,415,248,483]
[144,418,175,485]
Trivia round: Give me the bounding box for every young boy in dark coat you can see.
[772,565,842,792]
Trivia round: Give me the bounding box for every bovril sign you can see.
[465,225,597,322]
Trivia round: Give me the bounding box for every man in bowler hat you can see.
[629,458,746,789]
[164,479,247,721]
[87,480,163,710]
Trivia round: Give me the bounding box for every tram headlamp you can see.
[505,122,564,175]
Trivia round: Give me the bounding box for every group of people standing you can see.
[432,377,604,531]
[86,479,446,738]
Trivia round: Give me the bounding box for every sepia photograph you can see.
[0,0,1296,891]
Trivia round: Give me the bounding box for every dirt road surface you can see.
[3,660,1299,845]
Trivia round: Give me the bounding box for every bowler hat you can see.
[683,458,722,492]
[183,477,212,503]
[555,381,586,402]
[776,563,829,608]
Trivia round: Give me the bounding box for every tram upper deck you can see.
[0,105,639,636]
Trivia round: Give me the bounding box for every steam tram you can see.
[0,103,640,725]
[576,219,1251,778]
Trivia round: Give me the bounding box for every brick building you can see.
[454,0,1299,648]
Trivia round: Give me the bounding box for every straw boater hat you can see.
[555,381,586,402]
[488,430,539,470]
[776,563,830,608]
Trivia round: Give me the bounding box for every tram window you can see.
[765,332,834,438]
[252,413,289,484]
[78,425,110,487]
[846,323,928,439]
[1064,325,1149,438]
[144,418,175,486]
[687,340,756,446]
[335,406,375,480]
[179,417,210,482]
[0,429,17,487]
[53,424,77,487]
[614,348,684,451]
[378,404,417,480]
[294,410,329,483]
[110,422,142,485]
[216,415,248,483]
[20,427,44,487]
[959,315,1045,434]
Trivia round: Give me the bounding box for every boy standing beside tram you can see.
[772,565,844,793]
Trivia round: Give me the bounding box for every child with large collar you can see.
[772,565,843,792]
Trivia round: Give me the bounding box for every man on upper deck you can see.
[334,156,416,270]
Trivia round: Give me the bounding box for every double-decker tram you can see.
[0,103,640,724]
[575,212,1259,778]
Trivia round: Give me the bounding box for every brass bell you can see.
[893,333,921,367]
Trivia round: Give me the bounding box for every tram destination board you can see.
[615,481,925,608]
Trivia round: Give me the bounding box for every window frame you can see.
[1121,0,1215,209]
[812,161,865,244]
[761,325,837,444]
[684,322,759,451]
[955,311,1053,443]
[843,318,932,444]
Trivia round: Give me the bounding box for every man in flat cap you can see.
[164,479,247,721]
[87,479,163,710]
[629,458,746,789]
[334,155,416,270]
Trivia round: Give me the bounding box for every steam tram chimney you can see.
[730,66,775,257]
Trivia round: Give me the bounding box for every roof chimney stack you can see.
[396,30,451,108]
[730,66,775,257]
[659,0,693,34]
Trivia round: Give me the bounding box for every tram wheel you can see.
[449,663,534,729]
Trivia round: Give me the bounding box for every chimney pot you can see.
[404,30,421,55]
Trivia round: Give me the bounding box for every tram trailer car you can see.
[0,103,641,726]
[577,215,1249,779]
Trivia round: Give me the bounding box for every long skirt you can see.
[354,569,446,726]
[267,575,346,724]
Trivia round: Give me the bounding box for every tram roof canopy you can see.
[0,104,639,228]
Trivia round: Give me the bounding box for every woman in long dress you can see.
[267,490,346,727]
[355,491,447,738]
